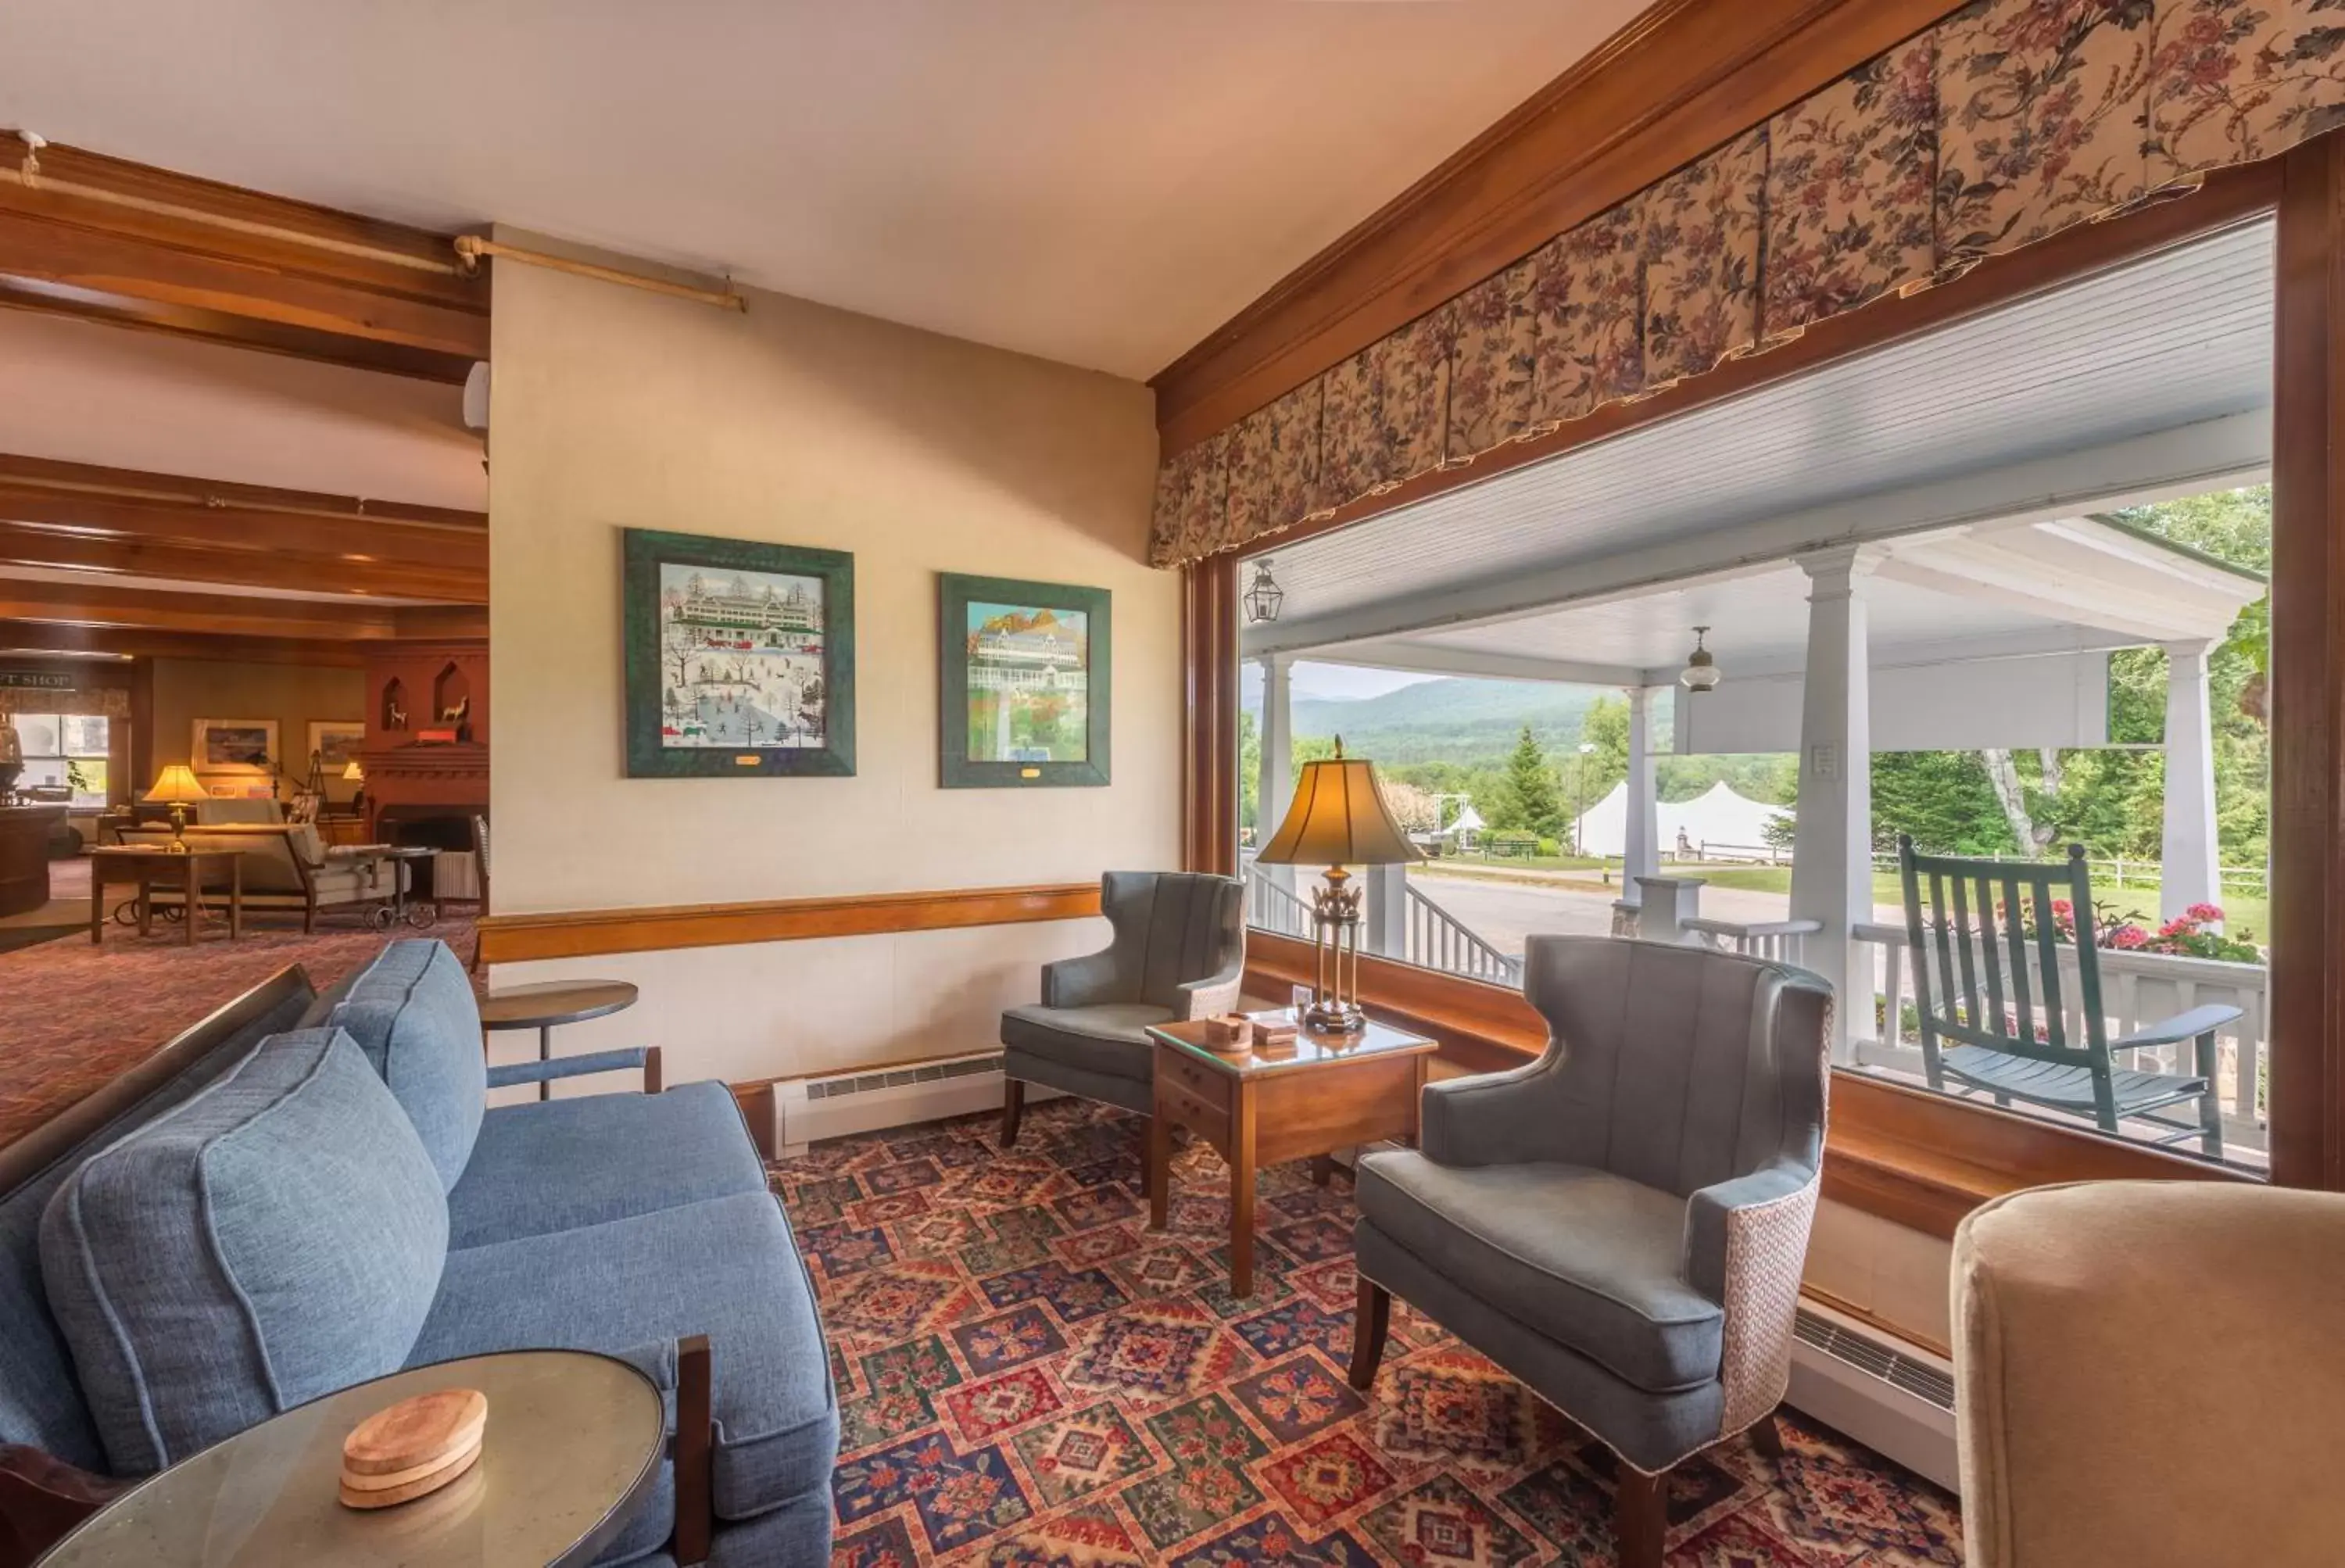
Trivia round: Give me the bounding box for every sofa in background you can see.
[1953,1181,2345,1567]
[111,820,406,931]
[0,940,835,1567]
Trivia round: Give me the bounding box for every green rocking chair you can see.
[1897,836,2236,1158]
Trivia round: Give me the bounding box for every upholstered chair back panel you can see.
[1523,938,1828,1198]
[1092,871,1244,1012]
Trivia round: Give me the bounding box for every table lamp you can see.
[1251,737,1423,1033]
[343,759,367,815]
[144,763,210,850]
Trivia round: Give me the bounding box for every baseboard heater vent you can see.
[1786,1301,1960,1492]
[772,1051,1059,1156]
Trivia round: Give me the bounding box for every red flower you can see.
[2186,902,2225,923]
[2106,924,2151,950]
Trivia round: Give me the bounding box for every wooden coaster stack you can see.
[1200,1013,1253,1053]
[338,1388,488,1509]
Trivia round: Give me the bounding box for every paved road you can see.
[1412,868,1902,957]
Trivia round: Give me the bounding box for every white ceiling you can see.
[0,0,1648,378]
[1245,217,2275,650]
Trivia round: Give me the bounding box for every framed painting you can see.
[308,719,365,772]
[623,528,855,778]
[939,572,1110,788]
[191,718,278,776]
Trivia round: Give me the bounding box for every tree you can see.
[1237,710,1261,836]
[1379,776,1440,833]
[1491,725,1565,838]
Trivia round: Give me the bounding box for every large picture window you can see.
[6,712,110,808]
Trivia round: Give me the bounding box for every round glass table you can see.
[37,1351,665,1568]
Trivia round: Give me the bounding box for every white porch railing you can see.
[1683,916,1822,965]
[1244,863,1313,940]
[1405,881,1523,984]
[1848,921,2271,1158]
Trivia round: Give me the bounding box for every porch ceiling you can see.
[1242,217,2274,667]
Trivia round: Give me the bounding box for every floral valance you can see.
[0,685,130,718]
[1151,0,2345,567]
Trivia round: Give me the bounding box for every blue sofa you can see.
[0,940,836,1566]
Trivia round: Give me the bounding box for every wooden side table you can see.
[481,980,640,1101]
[87,847,244,947]
[33,1349,664,1568]
[1144,1011,1437,1298]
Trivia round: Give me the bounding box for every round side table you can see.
[480,980,639,1102]
[36,1349,664,1568]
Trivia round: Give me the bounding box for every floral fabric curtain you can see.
[0,686,128,718]
[1152,0,2345,567]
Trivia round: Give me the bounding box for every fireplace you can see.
[359,639,489,902]
[375,804,483,901]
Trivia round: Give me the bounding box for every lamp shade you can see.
[144,763,210,805]
[1254,741,1423,868]
[342,760,367,782]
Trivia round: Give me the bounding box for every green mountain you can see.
[1291,678,1602,766]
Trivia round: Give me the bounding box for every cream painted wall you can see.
[485,249,1176,1090]
[149,659,368,804]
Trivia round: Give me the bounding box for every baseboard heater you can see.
[1786,1299,1959,1492]
[770,1051,1060,1156]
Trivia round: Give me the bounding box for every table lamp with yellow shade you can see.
[144,763,210,850]
[1251,737,1423,1033]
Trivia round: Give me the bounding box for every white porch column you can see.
[1365,863,1409,958]
[1255,655,1294,893]
[1620,686,1659,901]
[1788,546,1880,1059]
[2160,639,2221,922]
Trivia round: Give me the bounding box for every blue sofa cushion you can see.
[0,983,311,1472]
[448,1082,769,1249]
[325,940,487,1191]
[38,1029,448,1475]
[1355,1149,1724,1394]
[410,1190,836,1521]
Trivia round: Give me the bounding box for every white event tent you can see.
[1574,781,1788,859]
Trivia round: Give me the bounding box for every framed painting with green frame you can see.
[622,527,856,778]
[939,572,1110,788]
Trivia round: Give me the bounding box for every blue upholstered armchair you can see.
[1348,935,1831,1568]
[998,871,1244,1170]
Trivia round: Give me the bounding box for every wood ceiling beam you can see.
[0,577,483,641]
[0,140,488,383]
[1149,0,1967,453]
[0,618,367,668]
[0,454,488,575]
[0,524,484,602]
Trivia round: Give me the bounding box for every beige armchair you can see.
[114,822,404,931]
[1953,1181,2345,1567]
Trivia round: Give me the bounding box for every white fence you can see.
[1244,861,1521,986]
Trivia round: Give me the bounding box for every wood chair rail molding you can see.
[1242,930,2251,1240]
[477,881,1105,965]
[0,138,488,382]
[1151,0,1964,452]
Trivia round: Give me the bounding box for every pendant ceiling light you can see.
[1680,625,1722,693]
[1243,558,1284,624]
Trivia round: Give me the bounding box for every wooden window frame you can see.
[1181,146,2345,1232]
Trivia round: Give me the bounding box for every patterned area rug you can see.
[0,909,476,1147]
[769,1098,1965,1566]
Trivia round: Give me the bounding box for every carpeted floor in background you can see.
[771,1097,1964,1567]
[0,898,476,1147]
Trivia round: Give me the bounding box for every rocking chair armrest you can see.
[2110,1004,2243,1051]
[487,1047,659,1093]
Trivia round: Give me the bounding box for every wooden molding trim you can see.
[478,881,1105,965]
[1244,929,2250,1240]
[1183,557,1241,875]
[0,139,488,383]
[1151,0,1964,451]
[0,578,485,642]
[0,621,367,667]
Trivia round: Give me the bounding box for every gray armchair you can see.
[999,871,1244,1169]
[1348,935,1831,1568]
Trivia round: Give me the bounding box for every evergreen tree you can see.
[1495,724,1565,839]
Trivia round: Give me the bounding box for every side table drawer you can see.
[1157,1048,1232,1112]
[1156,1076,1230,1146]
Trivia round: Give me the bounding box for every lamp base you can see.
[1301,1000,1366,1034]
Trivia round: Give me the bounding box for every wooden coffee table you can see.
[1144,1010,1437,1298]
[88,846,244,947]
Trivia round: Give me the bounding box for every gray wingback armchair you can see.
[1348,935,1831,1568]
[999,871,1245,1166]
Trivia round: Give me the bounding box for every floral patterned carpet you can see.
[769,1098,1966,1566]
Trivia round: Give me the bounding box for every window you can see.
[8,713,110,807]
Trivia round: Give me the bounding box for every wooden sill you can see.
[1244,930,2254,1240]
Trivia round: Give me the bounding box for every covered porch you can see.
[1240,217,2272,1165]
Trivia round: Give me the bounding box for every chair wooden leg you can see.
[1347,1276,1390,1391]
[1616,1464,1666,1568]
[1000,1079,1024,1148]
[1750,1408,1785,1460]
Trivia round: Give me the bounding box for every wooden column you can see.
[2269,132,2345,1191]
[1183,556,1240,876]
